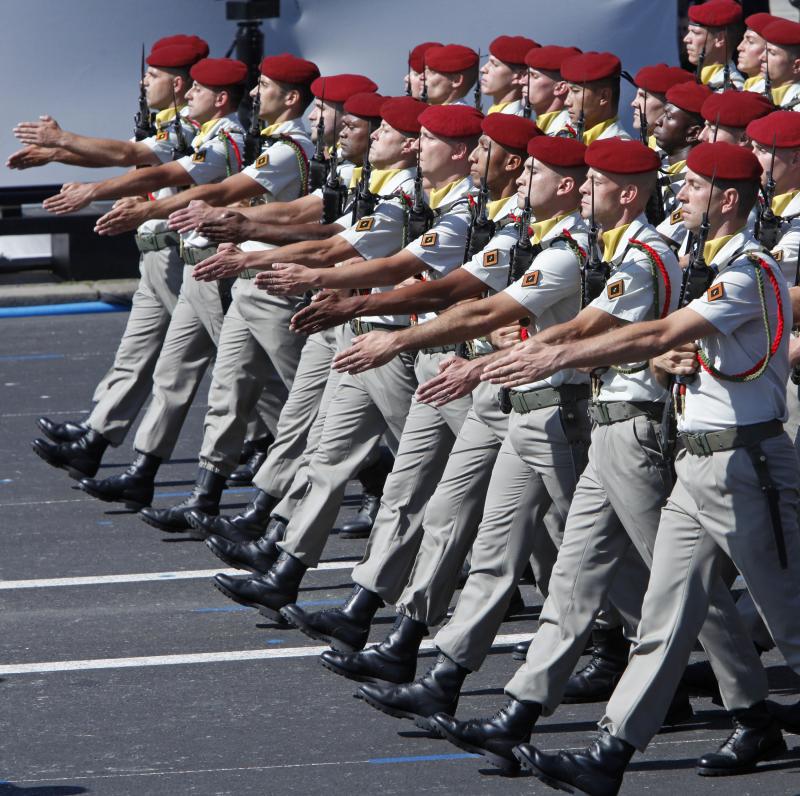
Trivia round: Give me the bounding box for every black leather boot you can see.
[139,468,226,534]
[357,652,469,729]
[213,551,306,621]
[682,659,723,705]
[431,699,541,774]
[562,626,630,704]
[205,516,287,573]
[512,639,531,661]
[228,434,274,485]
[186,489,277,542]
[79,452,161,510]
[319,614,427,683]
[340,449,394,539]
[514,729,635,796]
[697,701,787,776]
[37,416,87,444]
[31,429,109,479]
[282,585,384,651]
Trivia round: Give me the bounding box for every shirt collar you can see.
[428,176,471,209]
[772,189,800,217]
[700,63,725,85]
[704,227,751,270]
[583,117,617,145]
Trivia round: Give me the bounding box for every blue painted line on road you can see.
[96,521,113,526]
[155,487,255,499]
[368,753,480,765]
[0,353,64,362]
[0,301,129,319]
[266,639,284,644]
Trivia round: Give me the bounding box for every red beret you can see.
[701,90,773,128]
[489,35,540,66]
[190,58,248,88]
[418,105,484,138]
[762,18,800,47]
[311,74,378,103]
[426,44,479,73]
[634,63,695,95]
[380,96,427,135]
[481,114,541,152]
[561,51,621,84]
[344,92,386,120]
[147,44,202,69]
[528,135,587,168]
[409,41,444,73]
[151,35,209,60]
[585,137,660,174]
[525,45,583,73]
[747,110,800,148]
[688,0,743,28]
[745,12,778,37]
[686,141,762,181]
[666,81,713,115]
[260,54,320,86]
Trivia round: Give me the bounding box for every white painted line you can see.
[0,633,531,676]
[0,560,359,590]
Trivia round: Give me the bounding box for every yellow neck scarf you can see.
[602,223,631,262]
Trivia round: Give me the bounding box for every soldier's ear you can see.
[557,175,575,196]
[686,123,703,146]
[719,186,739,216]
[504,153,523,173]
[283,88,301,111]
[596,85,612,108]
[450,72,466,91]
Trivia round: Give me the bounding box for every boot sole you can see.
[212,580,288,625]
[696,738,788,777]
[280,607,364,653]
[78,482,148,511]
[513,748,587,795]
[358,689,423,723]
[319,656,402,685]
[31,441,96,480]
[204,540,261,574]
[433,722,520,775]
[139,513,203,537]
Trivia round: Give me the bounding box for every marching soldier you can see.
[630,63,694,146]
[759,18,800,109]
[423,45,480,107]
[481,35,538,116]
[684,0,746,91]
[739,12,774,92]
[522,45,580,135]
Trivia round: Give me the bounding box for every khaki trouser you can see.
[87,245,183,444]
[600,432,800,750]
[278,326,417,567]
[350,351,473,600]
[505,417,769,733]
[435,398,592,671]
[198,278,305,477]
[133,265,280,460]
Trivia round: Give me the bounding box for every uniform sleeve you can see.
[240,139,304,200]
[177,130,243,185]
[687,267,765,335]
[589,253,660,323]
[337,198,406,259]
[656,205,686,246]
[143,130,176,164]
[460,229,516,293]
[403,209,471,276]
[771,220,800,286]
[504,245,581,316]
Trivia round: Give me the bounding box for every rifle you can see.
[170,85,192,160]
[134,44,156,141]
[764,45,773,102]
[463,140,496,260]
[474,48,483,110]
[582,177,611,306]
[421,53,429,103]
[309,89,328,191]
[499,163,539,413]
[406,50,413,96]
[321,110,348,224]
[405,146,434,242]
[575,84,586,141]
[351,121,378,223]
[722,36,731,91]
[695,31,707,84]
[639,99,666,226]
[522,66,532,120]
[755,136,781,249]
[243,83,262,166]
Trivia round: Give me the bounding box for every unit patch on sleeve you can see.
[421,232,438,247]
[482,249,500,267]
[355,216,375,232]
[670,208,682,225]
[606,279,624,299]
[191,150,206,163]
[255,152,269,168]
[706,283,725,302]
[771,248,784,263]
[521,270,541,287]
[155,130,169,141]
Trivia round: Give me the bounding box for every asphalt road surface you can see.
[1,309,799,795]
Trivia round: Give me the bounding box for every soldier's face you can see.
[631,88,666,134]
[252,76,289,121]
[338,115,370,162]
[526,69,558,111]
[761,43,800,86]
[738,29,766,76]
[653,103,692,153]
[579,168,625,225]
[418,127,457,177]
[752,141,796,189]
[699,121,747,146]
[481,55,516,96]
[564,83,605,127]
[404,69,425,99]
[684,25,709,66]
[424,67,456,104]
[676,170,717,231]
[185,81,223,124]
[469,135,503,189]
[368,121,408,167]
[144,67,177,110]
[517,157,560,211]
[308,99,342,146]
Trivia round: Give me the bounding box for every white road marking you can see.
[0,560,359,590]
[0,633,530,676]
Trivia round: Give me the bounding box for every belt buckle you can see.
[685,432,712,456]
[593,402,610,424]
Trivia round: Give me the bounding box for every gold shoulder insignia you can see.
[606,279,624,299]
[255,152,269,168]
[521,270,541,287]
[191,150,206,163]
[670,208,682,224]
[155,130,169,141]
[772,248,784,263]
[707,283,725,302]
[482,249,500,267]
[421,232,438,247]
[355,217,374,232]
